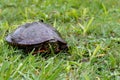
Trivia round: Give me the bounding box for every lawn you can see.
[0,0,120,80]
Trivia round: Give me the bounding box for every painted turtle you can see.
[5,21,68,54]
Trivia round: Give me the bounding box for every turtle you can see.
[5,21,68,54]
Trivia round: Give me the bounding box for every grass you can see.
[0,0,120,80]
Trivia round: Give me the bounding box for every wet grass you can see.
[0,0,120,80]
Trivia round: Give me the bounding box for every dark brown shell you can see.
[6,21,68,53]
[6,22,66,45]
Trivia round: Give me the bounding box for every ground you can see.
[0,0,120,80]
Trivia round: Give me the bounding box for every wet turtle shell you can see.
[6,21,68,53]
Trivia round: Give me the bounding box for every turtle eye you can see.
[11,35,22,42]
[11,38,15,42]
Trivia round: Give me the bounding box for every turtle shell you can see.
[6,21,68,53]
